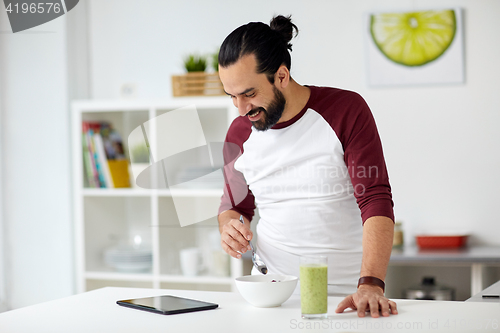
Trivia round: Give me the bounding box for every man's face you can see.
[219,54,286,131]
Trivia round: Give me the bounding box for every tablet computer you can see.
[117,295,218,315]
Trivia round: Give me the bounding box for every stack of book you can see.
[82,121,131,188]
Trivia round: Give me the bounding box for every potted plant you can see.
[183,54,207,72]
[128,143,150,188]
[171,52,224,97]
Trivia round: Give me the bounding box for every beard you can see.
[250,87,286,131]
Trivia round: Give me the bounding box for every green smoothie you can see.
[300,264,328,315]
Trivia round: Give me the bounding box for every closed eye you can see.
[224,88,255,98]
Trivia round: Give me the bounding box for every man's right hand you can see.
[218,212,253,259]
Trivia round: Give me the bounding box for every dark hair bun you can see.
[269,15,299,51]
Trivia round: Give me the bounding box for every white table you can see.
[0,287,499,333]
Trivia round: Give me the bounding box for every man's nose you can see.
[236,98,252,116]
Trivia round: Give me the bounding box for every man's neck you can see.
[279,79,311,123]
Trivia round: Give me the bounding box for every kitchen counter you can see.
[0,287,499,333]
[467,280,500,303]
[390,245,500,295]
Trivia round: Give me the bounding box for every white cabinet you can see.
[71,97,242,293]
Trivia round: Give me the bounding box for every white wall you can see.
[0,12,73,309]
[88,0,500,245]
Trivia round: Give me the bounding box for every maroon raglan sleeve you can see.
[317,88,394,223]
[218,117,256,222]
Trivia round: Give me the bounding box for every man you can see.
[217,15,398,318]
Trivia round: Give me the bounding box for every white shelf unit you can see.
[72,97,242,293]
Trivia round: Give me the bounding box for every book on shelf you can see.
[82,121,131,188]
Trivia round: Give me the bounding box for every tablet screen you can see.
[117,295,218,315]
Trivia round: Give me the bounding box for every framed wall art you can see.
[365,8,464,86]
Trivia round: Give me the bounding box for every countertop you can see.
[0,287,499,333]
[467,280,500,303]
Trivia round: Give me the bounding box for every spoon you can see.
[239,215,268,275]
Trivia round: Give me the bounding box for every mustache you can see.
[245,107,265,117]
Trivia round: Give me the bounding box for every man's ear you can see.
[275,65,290,88]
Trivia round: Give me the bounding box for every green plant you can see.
[184,54,207,72]
[130,144,150,163]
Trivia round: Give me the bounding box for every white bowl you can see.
[235,274,298,308]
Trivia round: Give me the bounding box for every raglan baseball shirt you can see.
[219,85,394,295]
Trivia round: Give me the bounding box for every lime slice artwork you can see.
[370,10,456,67]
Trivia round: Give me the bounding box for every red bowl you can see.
[416,235,468,248]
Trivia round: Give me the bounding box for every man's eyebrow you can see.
[224,87,255,96]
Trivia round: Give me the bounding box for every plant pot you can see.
[171,72,225,97]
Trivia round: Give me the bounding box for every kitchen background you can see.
[0,0,499,310]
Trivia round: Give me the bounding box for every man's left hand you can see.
[335,285,398,318]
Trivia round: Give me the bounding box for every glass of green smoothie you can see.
[300,255,328,319]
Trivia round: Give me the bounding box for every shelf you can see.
[72,96,235,112]
[82,188,152,197]
[157,188,223,197]
[85,271,154,282]
[82,188,223,197]
[73,98,240,293]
